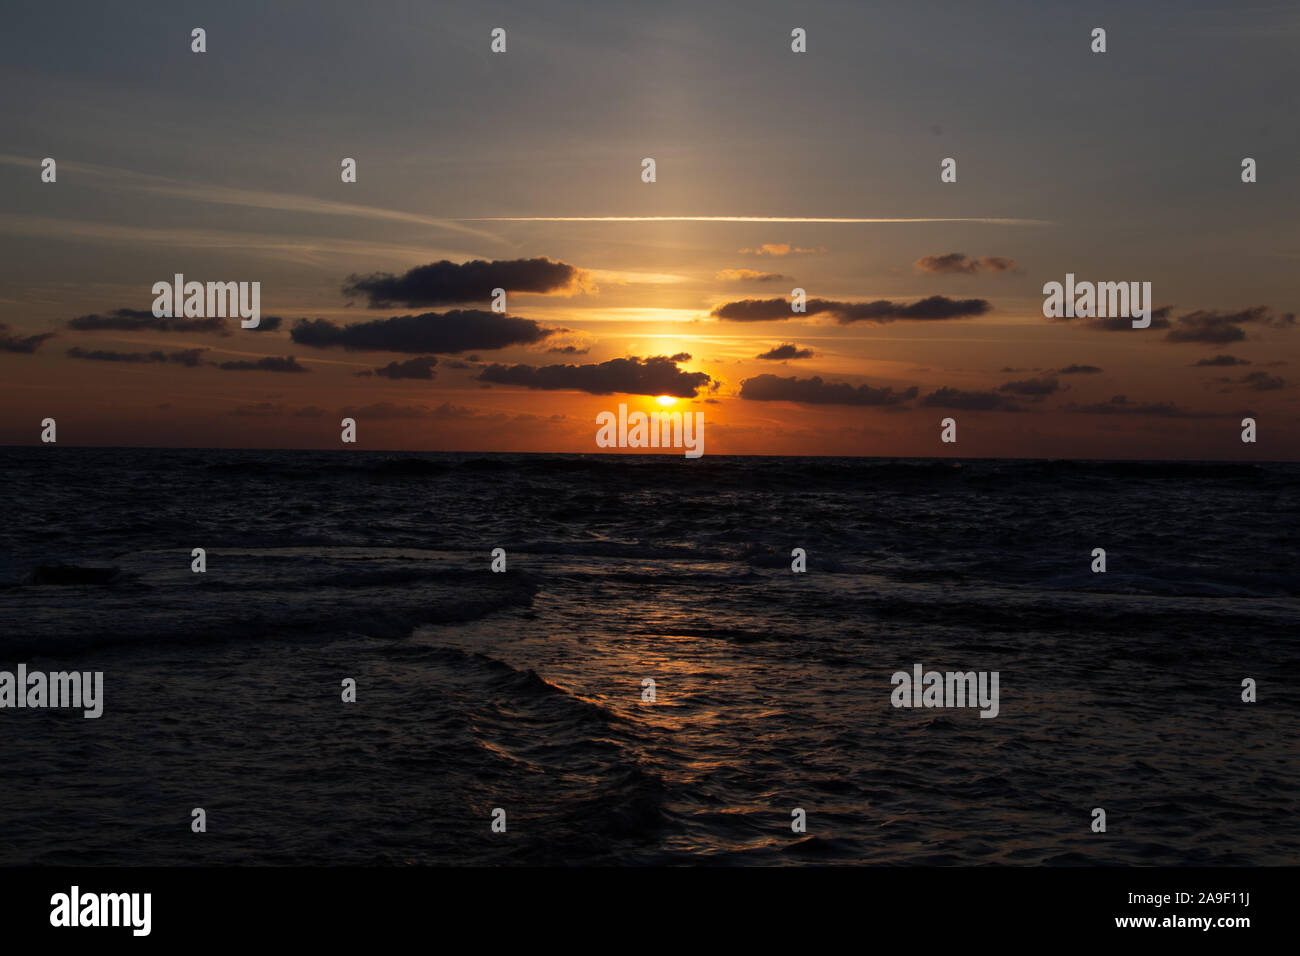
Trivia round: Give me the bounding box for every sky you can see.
[1,0,1297,458]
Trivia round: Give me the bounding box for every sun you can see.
[655,395,677,407]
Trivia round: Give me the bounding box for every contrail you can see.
[459,216,1050,224]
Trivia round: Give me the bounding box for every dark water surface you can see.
[1,448,1296,865]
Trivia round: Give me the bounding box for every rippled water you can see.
[1,448,1297,865]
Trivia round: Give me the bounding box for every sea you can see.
[1,447,1296,865]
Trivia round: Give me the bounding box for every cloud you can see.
[1213,371,1286,392]
[1076,304,1295,341]
[998,375,1060,397]
[921,387,1025,412]
[0,154,499,243]
[229,402,285,417]
[247,316,283,332]
[1165,306,1295,345]
[739,374,918,406]
[757,343,815,360]
[0,323,56,353]
[712,295,991,324]
[1193,354,1250,367]
[330,401,513,423]
[1050,300,1294,345]
[975,256,1017,273]
[67,346,207,366]
[337,401,432,420]
[216,355,309,373]
[1079,306,1173,331]
[289,310,553,353]
[739,243,824,256]
[1057,364,1103,374]
[428,402,482,420]
[547,344,590,355]
[343,257,588,308]
[479,216,1044,224]
[1063,395,1217,417]
[364,356,439,380]
[67,308,228,334]
[716,269,787,282]
[913,253,1018,275]
[478,354,712,397]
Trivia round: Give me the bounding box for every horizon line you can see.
[0,445,1287,464]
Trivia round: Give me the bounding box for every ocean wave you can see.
[18,564,123,586]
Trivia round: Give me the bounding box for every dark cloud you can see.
[998,375,1060,397]
[1082,303,1296,343]
[67,308,228,334]
[431,402,503,421]
[1165,306,1295,345]
[216,355,308,373]
[168,349,213,367]
[1057,364,1102,374]
[913,253,1018,275]
[248,315,283,332]
[367,356,439,380]
[757,343,815,360]
[331,401,507,423]
[547,345,590,355]
[1168,321,1245,345]
[478,354,711,398]
[1193,354,1250,367]
[67,346,207,366]
[739,374,918,406]
[1214,371,1286,392]
[343,257,587,308]
[1241,372,1286,391]
[0,324,56,353]
[921,387,1025,412]
[228,402,285,417]
[1063,394,1217,418]
[289,310,553,353]
[338,401,431,419]
[712,295,991,324]
[428,402,477,420]
[1081,305,1173,331]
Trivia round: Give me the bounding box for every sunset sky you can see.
[2,0,1297,458]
